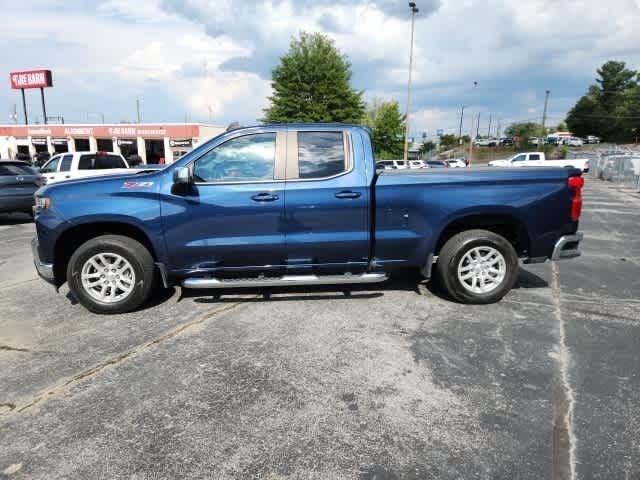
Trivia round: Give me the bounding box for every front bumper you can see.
[31,236,55,284]
[551,233,583,260]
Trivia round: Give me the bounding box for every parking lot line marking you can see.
[2,300,251,419]
[551,262,577,480]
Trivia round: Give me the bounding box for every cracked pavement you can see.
[0,178,639,479]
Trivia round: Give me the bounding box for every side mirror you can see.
[173,167,192,185]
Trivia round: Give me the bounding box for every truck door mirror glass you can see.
[173,167,193,185]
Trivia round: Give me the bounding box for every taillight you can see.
[568,175,584,221]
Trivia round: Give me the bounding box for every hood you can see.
[36,169,163,197]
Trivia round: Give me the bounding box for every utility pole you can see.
[540,90,550,147]
[458,106,465,143]
[476,112,481,138]
[467,81,478,164]
[136,98,141,123]
[496,120,501,140]
[403,2,419,162]
[487,113,492,137]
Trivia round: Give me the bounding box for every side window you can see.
[297,131,346,179]
[40,156,60,173]
[529,154,541,161]
[78,154,127,170]
[59,154,73,172]
[193,133,276,182]
[512,154,527,162]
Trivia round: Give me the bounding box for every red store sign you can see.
[10,69,53,89]
[0,124,200,139]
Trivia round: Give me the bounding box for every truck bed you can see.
[373,167,579,267]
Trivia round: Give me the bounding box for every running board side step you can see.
[182,273,388,289]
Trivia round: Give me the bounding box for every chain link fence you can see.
[578,150,640,192]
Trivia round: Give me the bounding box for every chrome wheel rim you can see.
[457,246,506,294]
[81,253,136,303]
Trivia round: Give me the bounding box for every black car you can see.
[0,161,44,215]
[500,137,514,146]
[426,160,449,168]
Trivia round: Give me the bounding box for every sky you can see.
[1,0,639,139]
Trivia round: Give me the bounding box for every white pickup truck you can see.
[39,152,130,184]
[488,152,589,172]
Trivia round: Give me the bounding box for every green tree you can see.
[439,134,458,149]
[363,99,405,159]
[263,32,365,123]
[419,140,436,156]
[505,122,543,140]
[566,61,640,142]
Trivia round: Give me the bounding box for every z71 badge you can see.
[122,181,154,189]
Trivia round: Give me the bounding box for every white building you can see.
[0,123,226,164]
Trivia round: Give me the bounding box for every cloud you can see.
[0,0,638,133]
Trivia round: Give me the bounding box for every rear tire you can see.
[67,235,155,314]
[436,229,519,304]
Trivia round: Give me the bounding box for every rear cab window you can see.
[297,131,347,179]
[529,154,541,161]
[78,154,127,170]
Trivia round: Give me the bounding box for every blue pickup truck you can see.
[31,124,584,314]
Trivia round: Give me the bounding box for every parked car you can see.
[586,135,600,144]
[488,152,589,172]
[474,138,498,147]
[38,151,130,184]
[408,160,428,169]
[376,160,408,170]
[32,124,585,314]
[446,159,467,168]
[426,160,449,168]
[566,137,584,147]
[499,137,514,146]
[0,160,45,215]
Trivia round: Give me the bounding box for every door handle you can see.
[335,191,361,199]
[251,192,279,202]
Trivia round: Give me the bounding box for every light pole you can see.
[458,105,465,143]
[403,2,419,162]
[467,81,478,163]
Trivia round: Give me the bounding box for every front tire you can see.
[67,235,155,314]
[436,229,519,304]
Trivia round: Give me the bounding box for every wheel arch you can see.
[53,221,158,286]
[434,213,530,258]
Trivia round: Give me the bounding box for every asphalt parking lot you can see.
[1,178,639,479]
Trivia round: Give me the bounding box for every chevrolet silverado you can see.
[31,124,584,314]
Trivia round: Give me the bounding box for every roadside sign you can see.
[9,70,53,89]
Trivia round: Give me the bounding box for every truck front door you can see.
[161,131,287,274]
[283,129,370,271]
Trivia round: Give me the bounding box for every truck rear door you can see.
[283,129,370,271]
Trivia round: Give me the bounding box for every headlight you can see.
[35,196,52,212]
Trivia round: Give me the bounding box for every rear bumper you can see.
[31,236,55,284]
[551,233,583,260]
[0,195,35,213]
